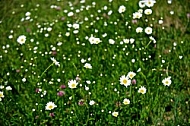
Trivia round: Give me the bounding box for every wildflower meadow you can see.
[0,0,189,125]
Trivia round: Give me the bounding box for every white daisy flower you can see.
[73,23,80,29]
[143,0,156,7]
[68,80,78,89]
[51,57,60,67]
[89,100,95,105]
[84,63,92,69]
[45,101,57,110]
[120,75,131,87]
[112,111,119,117]
[145,27,152,35]
[139,1,146,8]
[17,35,26,45]
[123,98,130,105]
[133,12,142,19]
[6,86,12,91]
[144,9,152,15]
[138,86,147,94]
[136,27,143,33]
[0,91,4,101]
[118,5,126,13]
[109,39,115,44]
[127,71,136,79]
[162,77,172,86]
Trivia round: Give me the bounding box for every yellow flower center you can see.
[123,79,127,84]
[129,74,133,78]
[71,83,76,88]
[48,105,53,109]
[140,89,145,93]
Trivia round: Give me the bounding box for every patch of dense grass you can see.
[0,0,189,125]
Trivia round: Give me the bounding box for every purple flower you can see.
[35,88,40,93]
[26,28,31,33]
[52,50,57,56]
[61,17,65,21]
[78,99,85,106]
[132,79,136,85]
[16,69,20,73]
[55,6,61,10]
[132,19,137,24]
[154,44,157,48]
[60,84,66,89]
[57,91,65,96]
[76,76,81,82]
[49,112,55,117]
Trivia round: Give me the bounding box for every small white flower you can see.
[73,30,79,34]
[0,91,4,101]
[158,20,163,24]
[68,12,74,17]
[89,35,95,44]
[143,0,156,7]
[51,57,60,67]
[17,35,26,45]
[123,39,129,44]
[138,9,143,14]
[94,37,101,44]
[170,11,174,15]
[81,58,86,63]
[137,68,141,72]
[123,98,130,105]
[89,100,95,105]
[8,35,13,39]
[162,77,172,86]
[112,111,119,117]
[57,42,62,46]
[108,39,115,44]
[133,12,142,19]
[167,0,172,4]
[179,56,183,59]
[86,80,91,84]
[139,1,146,8]
[45,101,57,110]
[130,38,135,44]
[138,86,147,94]
[6,86,12,91]
[131,59,135,63]
[149,36,156,43]
[118,5,126,13]
[0,85,4,89]
[22,78,26,82]
[47,27,52,32]
[25,12,31,17]
[145,27,152,35]
[144,9,152,15]
[136,27,143,33]
[108,10,113,15]
[73,23,80,29]
[127,72,136,79]
[120,75,131,87]
[85,86,89,91]
[65,32,70,36]
[84,63,92,69]
[68,80,78,89]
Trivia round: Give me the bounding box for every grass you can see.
[0,0,189,125]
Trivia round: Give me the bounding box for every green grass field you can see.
[0,0,190,125]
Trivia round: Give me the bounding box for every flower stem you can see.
[36,63,54,84]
